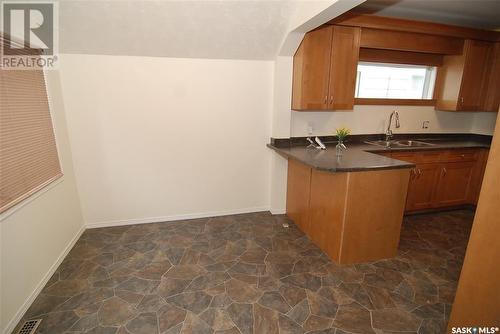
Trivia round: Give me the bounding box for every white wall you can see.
[472,111,498,135]
[290,105,497,137]
[58,54,274,227]
[0,71,84,334]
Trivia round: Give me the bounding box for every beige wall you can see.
[58,54,274,227]
[0,71,84,334]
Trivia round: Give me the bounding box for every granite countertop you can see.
[267,134,491,173]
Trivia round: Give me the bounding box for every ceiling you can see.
[355,0,500,30]
[58,0,299,59]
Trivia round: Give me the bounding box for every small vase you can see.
[336,139,347,156]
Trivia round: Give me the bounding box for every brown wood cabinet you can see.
[389,148,489,212]
[434,39,499,112]
[406,163,441,211]
[286,159,410,264]
[292,26,360,111]
[435,161,475,207]
[293,13,500,112]
[482,42,500,112]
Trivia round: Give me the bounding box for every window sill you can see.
[355,98,436,106]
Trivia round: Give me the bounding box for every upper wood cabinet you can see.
[293,14,500,112]
[434,39,498,112]
[292,26,333,110]
[482,42,500,112]
[292,26,360,111]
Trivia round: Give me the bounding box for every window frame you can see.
[354,59,438,106]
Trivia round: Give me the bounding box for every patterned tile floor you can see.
[15,209,474,334]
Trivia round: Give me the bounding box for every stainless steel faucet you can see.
[385,110,400,141]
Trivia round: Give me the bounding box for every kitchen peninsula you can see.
[268,135,490,265]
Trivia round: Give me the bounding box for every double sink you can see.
[365,139,435,148]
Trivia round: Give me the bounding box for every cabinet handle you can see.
[443,167,447,176]
[411,168,417,179]
[324,96,328,104]
[460,97,464,104]
[330,96,333,104]
[417,169,422,178]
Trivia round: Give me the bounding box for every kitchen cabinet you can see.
[286,159,410,264]
[406,163,441,211]
[291,26,332,110]
[292,13,500,111]
[292,26,360,111]
[389,148,488,212]
[434,39,498,112]
[482,42,500,112]
[434,161,475,207]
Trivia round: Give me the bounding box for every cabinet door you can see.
[328,26,361,110]
[292,26,333,110]
[405,164,441,211]
[435,162,475,207]
[482,42,500,112]
[458,40,492,111]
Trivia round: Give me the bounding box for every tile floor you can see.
[14,210,474,334]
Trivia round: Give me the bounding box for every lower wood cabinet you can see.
[434,161,475,207]
[286,159,410,264]
[389,148,489,212]
[285,159,312,233]
[406,163,441,211]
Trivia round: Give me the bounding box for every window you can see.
[355,62,437,100]
[0,35,62,214]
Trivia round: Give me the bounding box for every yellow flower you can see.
[335,127,351,140]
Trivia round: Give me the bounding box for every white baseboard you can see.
[85,206,271,229]
[270,208,286,215]
[3,225,85,334]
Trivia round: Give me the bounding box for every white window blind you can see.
[0,36,62,213]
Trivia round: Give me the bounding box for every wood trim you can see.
[354,98,436,106]
[448,112,500,328]
[329,12,500,42]
[359,48,443,66]
[360,28,464,55]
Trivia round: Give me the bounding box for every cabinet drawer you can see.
[418,151,444,163]
[391,152,420,163]
[444,149,478,162]
[391,151,443,164]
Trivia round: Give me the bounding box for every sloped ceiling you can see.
[58,0,311,59]
[58,0,499,60]
[356,0,500,30]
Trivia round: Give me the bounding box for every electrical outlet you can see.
[307,123,314,136]
[422,121,430,129]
